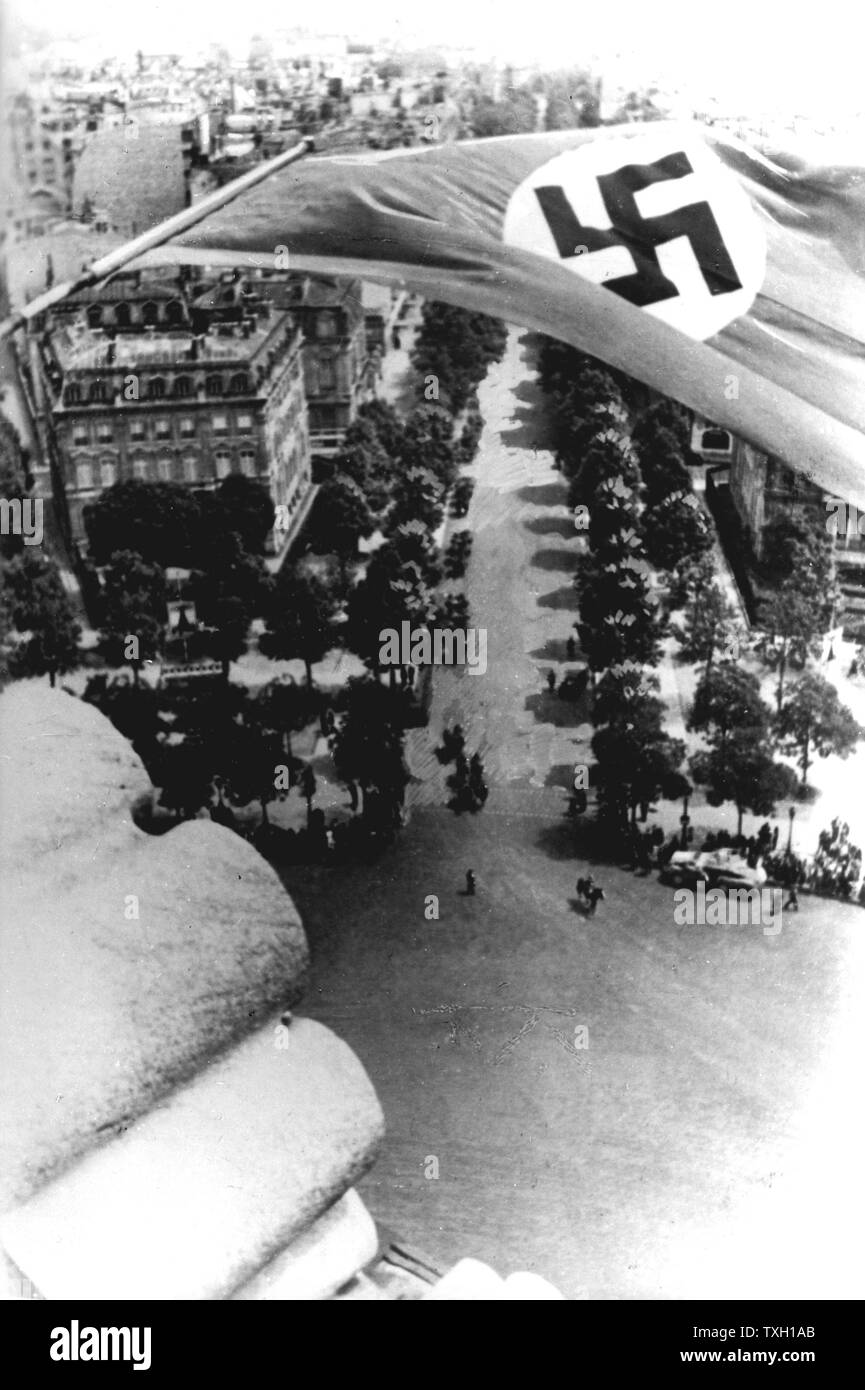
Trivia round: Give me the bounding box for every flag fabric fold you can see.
[129,123,865,506]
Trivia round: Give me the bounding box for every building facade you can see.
[260,274,376,463]
[719,432,865,628]
[34,268,313,558]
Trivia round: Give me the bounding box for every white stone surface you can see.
[0,684,310,1211]
[1,1019,385,1300]
[232,1188,379,1301]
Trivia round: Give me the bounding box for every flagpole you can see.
[0,137,314,341]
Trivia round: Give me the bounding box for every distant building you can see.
[72,124,187,236]
[34,269,313,560]
[6,91,83,221]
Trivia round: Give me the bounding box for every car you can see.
[660,848,766,890]
[659,852,709,888]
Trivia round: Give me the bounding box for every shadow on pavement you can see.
[523,515,578,538]
[534,819,614,867]
[537,584,579,610]
[516,481,568,507]
[531,548,578,573]
[525,690,587,728]
[546,762,579,790]
[529,638,573,662]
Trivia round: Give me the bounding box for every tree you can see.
[760,514,814,581]
[592,693,686,835]
[211,475,275,555]
[398,403,457,490]
[0,580,15,688]
[543,70,601,129]
[100,550,166,682]
[675,579,741,678]
[774,670,862,785]
[643,490,713,574]
[334,421,396,518]
[330,676,408,818]
[297,762,317,828]
[389,466,446,533]
[252,677,317,763]
[470,91,537,138]
[759,525,839,708]
[632,426,692,507]
[690,731,798,837]
[593,664,660,724]
[347,528,439,670]
[411,303,506,413]
[356,399,405,459]
[632,400,692,461]
[196,536,270,680]
[156,738,214,821]
[3,550,81,686]
[689,664,771,753]
[576,549,665,673]
[313,476,375,585]
[568,431,642,511]
[760,585,827,712]
[218,724,286,826]
[84,480,202,567]
[586,476,643,554]
[260,563,335,686]
[0,419,28,559]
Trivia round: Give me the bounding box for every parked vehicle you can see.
[659,848,767,889]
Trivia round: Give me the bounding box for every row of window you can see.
[73,450,260,490]
[71,413,256,445]
[64,373,253,405]
[84,302,186,329]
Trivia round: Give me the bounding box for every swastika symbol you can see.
[534,152,743,308]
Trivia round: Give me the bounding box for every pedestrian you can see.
[784,886,799,911]
[566,636,577,661]
[465,869,476,896]
[546,669,556,693]
[772,825,779,850]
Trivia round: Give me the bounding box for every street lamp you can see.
[787,805,796,855]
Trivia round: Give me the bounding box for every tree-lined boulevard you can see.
[282,331,865,1298]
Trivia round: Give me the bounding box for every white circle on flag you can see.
[502,128,766,340]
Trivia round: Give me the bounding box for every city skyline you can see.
[4,0,864,119]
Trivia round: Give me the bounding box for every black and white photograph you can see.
[0,0,862,1341]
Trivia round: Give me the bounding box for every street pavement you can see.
[285,330,865,1298]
